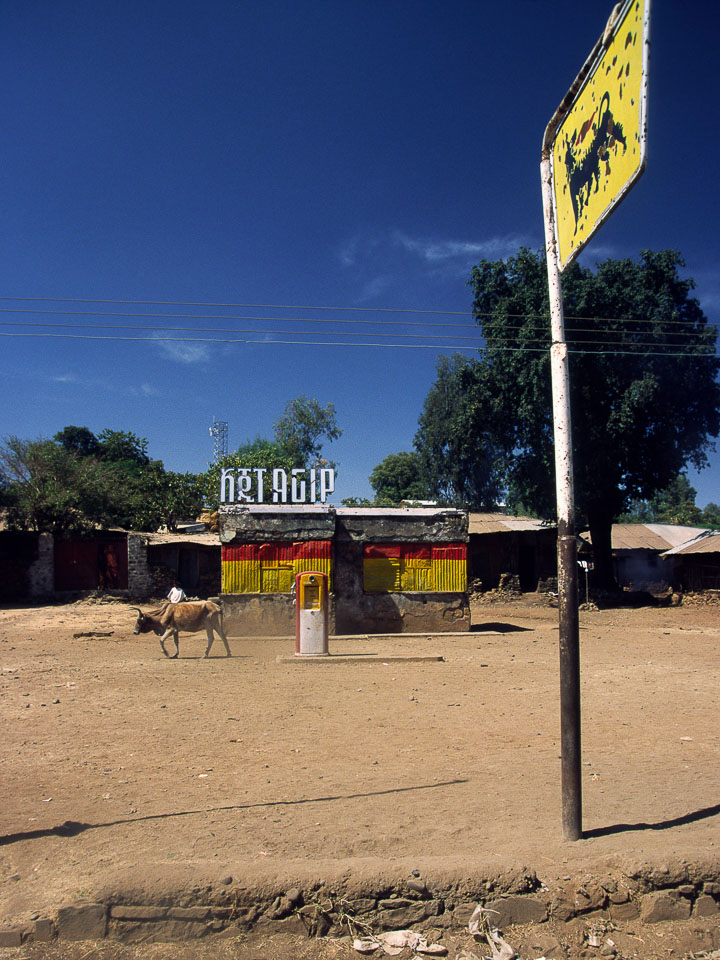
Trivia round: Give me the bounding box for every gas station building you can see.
[218,505,469,636]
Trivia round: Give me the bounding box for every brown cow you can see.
[132,601,232,658]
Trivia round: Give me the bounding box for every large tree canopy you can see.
[413,355,504,509]
[202,438,295,511]
[273,396,342,469]
[0,436,115,534]
[369,451,429,504]
[620,472,720,529]
[1,428,204,534]
[440,248,720,587]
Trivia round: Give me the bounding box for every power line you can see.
[0,307,478,329]
[0,296,473,316]
[0,331,481,350]
[0,319,482,341]
[0,330,716,358]
[0,319,713,350]
[0,306,714,332]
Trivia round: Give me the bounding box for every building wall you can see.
[333,511,469,634]
[0,531,42,600]
[613,549,675,593]
[29,533,54,598]
[674,555,720,591]
[128,535,155,598]
[219,506,470,637]
[469,529,557,592]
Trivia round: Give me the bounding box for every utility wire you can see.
[0,309,713,334]
[0,331,480,350]
[0,307,478,329]
[0,320,713,350]
[0,320,483,343]
[0,330,716,358]
[0,298,714,328]
[0,296,473,316]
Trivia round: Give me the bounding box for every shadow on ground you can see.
[471,622,533,633]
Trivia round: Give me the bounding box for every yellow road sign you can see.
[551,0,650,269]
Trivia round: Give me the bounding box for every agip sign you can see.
[220,467,335,505]
[551,0,650,269]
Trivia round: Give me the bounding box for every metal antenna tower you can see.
[209,418,228,462]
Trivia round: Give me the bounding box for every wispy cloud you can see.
[150,334,211,364]
[131,382,160,396]
[576,243,623,264]
[336,229,537,305]
[51,373,78,383]
[393,232,533,264]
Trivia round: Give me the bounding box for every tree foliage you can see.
[53,425,101,458]
[620,473,720,528]
[1,428,203,534]
[0,436,115,534]
[425,248,720,587]
[202,437,295,512]
[96,429,150,466]
[273,396,342,468]
[413,355,504,509]
[472,249,720,584]
[369,451,429,504]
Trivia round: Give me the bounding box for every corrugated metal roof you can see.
[468,513,553,534]
[609,524,677,550]
[581,524,710,551]
[337,507,464,518]
[663,531,720,555]
[144,532,221,547]
[645,524,710,547]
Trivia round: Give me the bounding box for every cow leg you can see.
[217,624,232,657]
[205,626,215,658]
[160,628,178,658]
[172,630,180,658]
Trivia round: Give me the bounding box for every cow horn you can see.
[131,607,143,616]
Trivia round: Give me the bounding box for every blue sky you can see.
[2,0,719,506]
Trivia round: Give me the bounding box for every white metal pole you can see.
[541,155,582,841]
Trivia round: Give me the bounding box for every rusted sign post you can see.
[541,0,650,840]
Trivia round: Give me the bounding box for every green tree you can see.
[202,437,295,511]
[53,425,101,458]
[0,436,115,534]
[97,429,150,465]
[116,463,204,532]
[701,502,720,529]
[461,248,720,588]
[413,355,504,509]
[273,396,342,468]
[620,473,705,526]
[2,429,205,535]
[651,474,704,525]
[369,451,428,504]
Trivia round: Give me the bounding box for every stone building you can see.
[219,505,469,636]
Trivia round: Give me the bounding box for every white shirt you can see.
[167,586,186,603]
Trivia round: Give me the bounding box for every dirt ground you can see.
[1,595,720,959]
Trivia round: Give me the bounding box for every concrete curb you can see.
[2,864,719,947]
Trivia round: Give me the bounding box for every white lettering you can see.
[255,468,266,502]
[291,468,306,503]
[237,469,253,502]
[220,468,235,503]
[272,468,288,503]
[320,468,335,503]
[219,466,335,504]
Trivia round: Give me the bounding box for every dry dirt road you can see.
[1,595,719,959]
